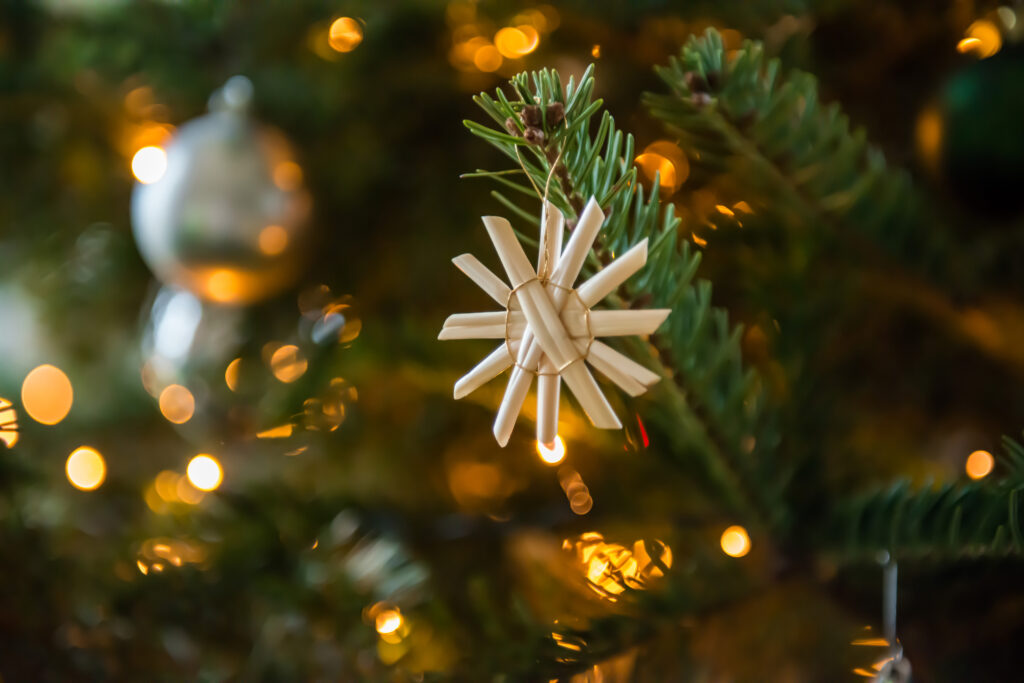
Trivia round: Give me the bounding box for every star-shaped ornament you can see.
[439,197,670,447]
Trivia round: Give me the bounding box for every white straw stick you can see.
[588,309,672,337]
[454,341,518,399]
[575,238,649,307]
[587,340,661,387]
[536,357,560,446]
[452,254,511,306]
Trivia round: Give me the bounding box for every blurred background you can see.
[1,0,1024,680]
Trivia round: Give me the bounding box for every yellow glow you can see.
[270,344,308,383]
[0,397,19,448]
[518,25,540,53]
[205,269,244,303]
[187,454,222,491]
[154,470,180,502]
[21,364,73,425]
[851,638,891,647]
[692,232,708,247]
[591,44,601,58]
[256,423,294,439]
[716,204,735,217]
[473,44,503,72]
[272,161,303,191]
[225,357,242,392]
[158,384,195,424]
[494,27,537,58]
[328,17,363,53]
[176,477,205,504]
[131,146,167,184]
[258,224,289,256]
[966,450,994,479]
[66,446,106,491]
[959,20,1002,58]
[916,106,943,171]
[536,436,566,464]
[375,609,403,635]
[720,525,751,557]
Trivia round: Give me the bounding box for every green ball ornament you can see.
[936,45,1024,219]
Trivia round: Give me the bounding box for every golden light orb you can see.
[131,146,168,184]
[328,17,363,53]
[258,224,289,256]
[720,525,751,557]
[158,384,195,424]
[66,446,106,491]
[966,450,995,480]
[375,608,403,635]
[536,436,566,465]
[21,364,73,425]
[270,344,308,383]
[187,454,223,491]
[473,44,503,72]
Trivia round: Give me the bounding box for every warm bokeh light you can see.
[205,268,244,303]
[154,470,180,502]
[131,145,167,184]
[958,20,1002,58]
[966,449,995,479]
[375,608,403,635]
[591,44,601,58]
[916,105,943,171]
[176,476,206,504]
[272,160,303,191]
[66,446,106,491]
[636,141,689,194]
[187,454,222,491]
[158,384,195,424]
[225,357,242,392]
[328,17,363,53]
[494,26,537,58]
[536,436,566,464]
[21,364,73,425]
[559,469,593,515]
[256,423,294,439]
[0,397,19,448]
[258,224,289,255]
[720,525,751,557]
[270,344,308,383]
[473,44,503,72]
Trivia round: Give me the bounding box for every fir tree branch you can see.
[464,67,784,531]
[820,436,1024,561]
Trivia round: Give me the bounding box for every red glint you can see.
[636,414,649,448]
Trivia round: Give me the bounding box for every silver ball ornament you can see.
[131,76,311,305]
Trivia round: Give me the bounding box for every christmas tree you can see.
[2,1,1023,680]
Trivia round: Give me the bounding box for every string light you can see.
[131,146,167,184]
[66,446,106,491]
[187,454,223,491]
[21,364,73,425]
[536,436,566,464]
[966,450,994,479]
[720,525,751,557]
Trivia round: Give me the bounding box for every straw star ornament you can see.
[439,197,670,447]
